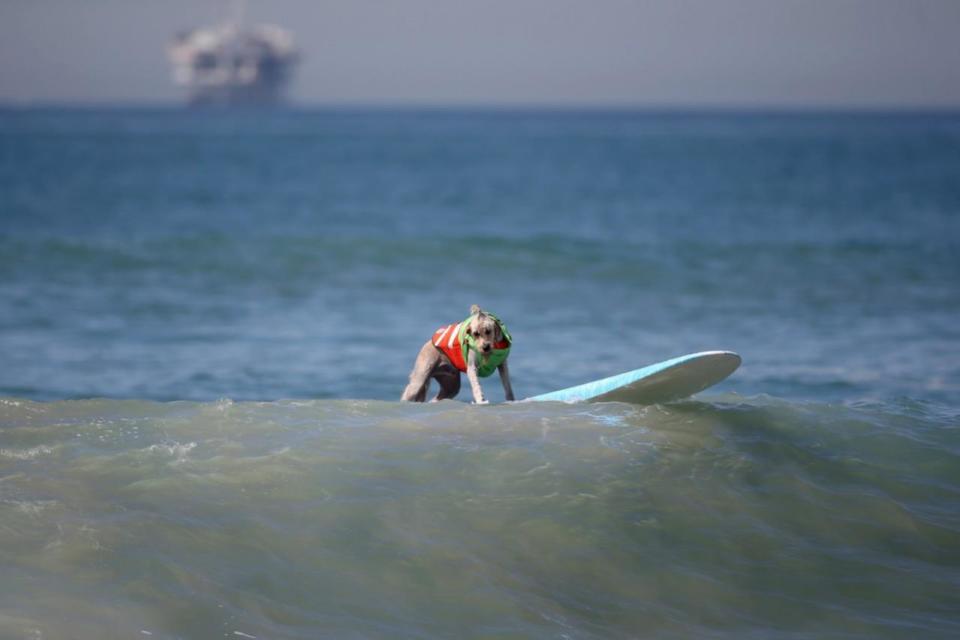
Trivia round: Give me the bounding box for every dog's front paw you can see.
[473,399,489,405]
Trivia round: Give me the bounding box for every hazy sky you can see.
[1,0,959,107]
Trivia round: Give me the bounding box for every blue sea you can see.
[1,107,959,638]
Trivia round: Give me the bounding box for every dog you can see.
[401,305,515,403]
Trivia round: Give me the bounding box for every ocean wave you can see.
[3,231,957,273]
[2,395,959,638]
[0,444,54,460]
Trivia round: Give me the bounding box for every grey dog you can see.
[401,305,515,403]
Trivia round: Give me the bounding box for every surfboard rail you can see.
[525,351,741,405]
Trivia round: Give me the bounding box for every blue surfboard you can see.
[525,351,741,404]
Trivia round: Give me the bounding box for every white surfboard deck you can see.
[525,351,741,405]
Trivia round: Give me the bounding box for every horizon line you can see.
[3,99,960,115]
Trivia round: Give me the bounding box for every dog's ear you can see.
[470,304,482,316]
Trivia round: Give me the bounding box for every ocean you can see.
[1,107,959,638]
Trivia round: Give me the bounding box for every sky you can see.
[1,0,959,108]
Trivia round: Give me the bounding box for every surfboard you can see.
[525,351,741,405]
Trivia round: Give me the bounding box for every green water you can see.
[2,397,958,638]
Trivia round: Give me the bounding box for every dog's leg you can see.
[498,361,515,402]
[401,374,429,402]
[431,370,461,402]
[401,342,438,402]
[466,350,487,404]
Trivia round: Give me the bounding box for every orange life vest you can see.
[431,316,511,376]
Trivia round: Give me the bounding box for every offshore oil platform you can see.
[167,2,298,106]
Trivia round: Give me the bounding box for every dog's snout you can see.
[483,343,492,353]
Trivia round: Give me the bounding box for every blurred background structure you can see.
[167,1,298,106]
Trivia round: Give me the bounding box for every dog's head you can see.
[466,304,505,355]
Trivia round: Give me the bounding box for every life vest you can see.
[431,313,511,377]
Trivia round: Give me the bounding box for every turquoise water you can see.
[1,108,959,638]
